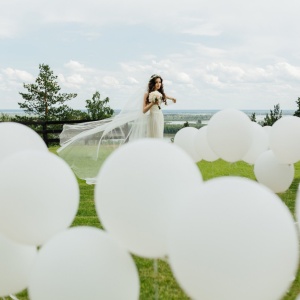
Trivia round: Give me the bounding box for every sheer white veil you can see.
[57,86,149,184]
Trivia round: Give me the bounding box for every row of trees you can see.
[14,64,114,122]
[250,104,283,126]
[250,99,300,126]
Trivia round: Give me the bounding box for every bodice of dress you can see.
[149,91,163,113]
[150,100,162,113]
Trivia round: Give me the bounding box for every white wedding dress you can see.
[147,96,164,139]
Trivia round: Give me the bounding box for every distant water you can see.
[0,109,27,116]
[163,109,295,115]
[1,108,295,119]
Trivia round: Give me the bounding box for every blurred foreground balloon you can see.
[0,150,79,245]
[207,109,253,162]
[254,150,294,193]
[174,127,201,162]
[270,116,300,164]
[242,122,269,164]
[262,125,272,149]
[0,234,37,297]
[95,139,203,258]
[28,227,139,300]
[167,177,299,300]
[194,126,218,162]
[294,183,300,233]
[0,122,47,163]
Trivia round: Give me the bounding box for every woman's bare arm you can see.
[165,95,177,103]
[143,92,156,113]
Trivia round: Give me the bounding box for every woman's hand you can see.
[172,98,177,103]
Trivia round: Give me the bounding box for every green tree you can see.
[293,97,300,117]
[85,91,114,120]
[250,112,256,122]
[18,64,77,121]
[183,121,190,127]
[0,113,11,122]
[262,103,282,126]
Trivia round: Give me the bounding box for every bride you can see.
[144,74,176,138]
[57,74,176,184]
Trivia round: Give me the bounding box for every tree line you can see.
[10,64,114,123]
[250,100,300,126]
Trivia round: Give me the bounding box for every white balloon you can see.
[262,125,272,149]
[293,183,300,234]
[167,177,299,300]
[254,150,294,193]
[0,122,48,163]
[0,234,37,297]
[242,122,269,164]
[0,150,79,245]
[270,116,300,164]
[174,127,201,162]
[194,126,218,162]
[95,139,203,258]
[28,227,139,300]
[207,109,253,162]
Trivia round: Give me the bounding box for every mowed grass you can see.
[16,146,300,300]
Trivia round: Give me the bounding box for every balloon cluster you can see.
[95,137,299,300]
[1,114,300,300]
[174,108,300,193]
[0,122,139,299]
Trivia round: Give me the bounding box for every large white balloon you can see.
[270,116,300,164]
[167,177,299,300]
[206,109,253,162]
[262,125,272,149]
[254,150,294,193]
[174,127,201,162]
[194,126,218,162]
[28,227,139,300]
[0,122,48,163]
[293,183,300,234]
[242,122,269,164]
[95,139,203,258]
[0,150,79,245]
[0,234,37,297]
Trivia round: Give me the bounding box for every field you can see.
[13,146,300,300]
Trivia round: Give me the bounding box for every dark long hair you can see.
[147,74,166,105]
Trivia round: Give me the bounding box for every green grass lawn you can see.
[15,146,300,300]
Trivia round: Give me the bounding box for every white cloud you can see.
[64,60,93,73]
[102,76,119,87]
[67,74,85,85]
[272,62,300,81]
[127,77,139,84]
[179,18,222,36]
[2,68,34,82]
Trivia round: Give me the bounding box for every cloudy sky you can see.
[1,0,300,111]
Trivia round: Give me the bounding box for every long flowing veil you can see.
[57,88,148,184]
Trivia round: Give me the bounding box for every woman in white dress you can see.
[57,74,176,183]
[143,74,176,138]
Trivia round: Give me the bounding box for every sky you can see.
[1,0,300,111]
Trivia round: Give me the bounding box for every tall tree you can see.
[85,91,114,120]
[262,103,282,126]
[18,64,77,120]
[293,97,300,117]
